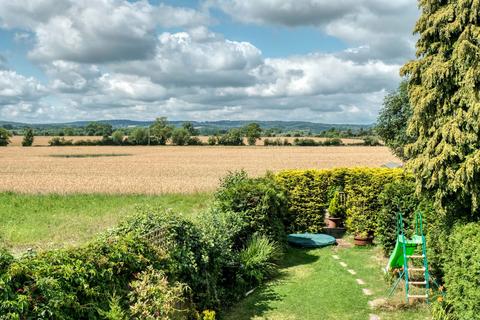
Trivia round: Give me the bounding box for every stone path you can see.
[332,253,381,319]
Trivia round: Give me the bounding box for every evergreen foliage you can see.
[401,0,480,216]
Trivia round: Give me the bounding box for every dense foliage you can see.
[21,128,34,147]
[443,223,480,320]
[401,0,480,218]
[376,81,414,160]
[0,172,284,319]
[377,179,417,255]
[276,168,407,236]
[215,171,289,245]
[0,128,11,146]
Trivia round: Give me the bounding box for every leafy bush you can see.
[218,129,244,146]
[323,138,343,146]
[48,136,73,146]
[293,138,319,146]
[129,266,189,320]
[215,171,288,246]
[207,136,217,145]
[171,128,191,146]
[238,234,281,286]
[362,136,381,146]
[22,128,34,147]
[187,137,203,145]
[441,223,480,320]
[377,179,417,255]
[0,234,161,318]
[264,138,290,146]
[0,128,12,146]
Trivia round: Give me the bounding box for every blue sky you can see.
[0,0,419,124]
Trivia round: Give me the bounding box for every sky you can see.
[0,0,419,124]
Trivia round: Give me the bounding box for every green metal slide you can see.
[387,212,431,303]
[387,235,423,271]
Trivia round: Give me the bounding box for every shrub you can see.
[48,136,73,146]
[215,171,288,246]
[0,128,12,146]
[207,136,217,145]
[323,138,343,146]
[112,130,124,145]
[22,128,34,147]
[293,138,319,146]
[171,128,191,146]
[129,266,189,320]
[377,179,417,255]
[0,234,161,318]
[218,129,244,146]
[363,136,381,146]
[187,137,203,145]
[238,234,281,287]
[442,223,480,320]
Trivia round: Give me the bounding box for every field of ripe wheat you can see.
[0,146,398,194]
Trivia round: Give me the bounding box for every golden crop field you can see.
[0,146,398,194]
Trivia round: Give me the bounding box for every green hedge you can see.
[276,168,409,235]
[442,223,480,320]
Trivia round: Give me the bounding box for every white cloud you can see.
[112,27,263,87]
[211,0,419,63]
[0,0,209,63]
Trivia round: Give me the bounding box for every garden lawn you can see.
[225,243,431,320]
[0,192,211,253]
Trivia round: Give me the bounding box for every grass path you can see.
[225,244,431,320]
[0,192,211,252]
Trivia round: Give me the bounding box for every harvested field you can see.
[0,146,398,194]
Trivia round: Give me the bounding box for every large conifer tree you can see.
[402,0,480,216]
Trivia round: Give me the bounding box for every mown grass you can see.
[225,244,431,320]
[0,192,211,253]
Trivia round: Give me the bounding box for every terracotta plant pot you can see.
[326,217,342,228]
[354,235,374,246]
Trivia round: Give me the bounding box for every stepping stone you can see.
[362,288,373,296]
[347,269,357,275]
[339,261,347,267]
[369,314,381,320]
[356,278,365,285]
[332,255,340,260]
[368,298,387,309]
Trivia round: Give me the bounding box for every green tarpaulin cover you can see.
[287,233,337,248]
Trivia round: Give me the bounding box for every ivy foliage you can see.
[401,0,480,216]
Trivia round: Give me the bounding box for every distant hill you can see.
[0,119,372,133]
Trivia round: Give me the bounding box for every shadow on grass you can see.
[280,246,320,268]
[223,247,320,320]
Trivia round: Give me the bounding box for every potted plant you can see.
[326,190,346,228]
[352,215,374,246]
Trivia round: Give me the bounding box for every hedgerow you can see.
[275,168,408,236]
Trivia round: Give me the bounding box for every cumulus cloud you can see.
[0,0,414,123]
[112,27,263,87]
[211,0,419,63]
[0,0,209,63]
